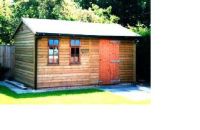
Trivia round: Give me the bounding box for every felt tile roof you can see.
[19,18,140,37]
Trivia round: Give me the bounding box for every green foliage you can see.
[12,0,118,23]
[0,0,13,44]
[0,0,119,44]
[53,0,119,23]
[0,0,150,44]
[128,22,150,37]
[0,86,102,98]
[75,0,150,26]
[89,4,119,23]
[12,0,62,23]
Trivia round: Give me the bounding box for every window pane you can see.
[49,56,53,63]
[49,39,54,46]
[54,47,59,56]
[75,40,80,46]
[70,40,75,46]
[49,47,54,56]
[75,48,79,56]
[54,40,59,46]
[70,57,74,63]
[74,56,79,62]
[71,48,75,56]
[54,56,59,63]
[71,39,80,46]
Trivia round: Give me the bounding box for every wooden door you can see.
[99,40,119,84]
[109,41,120,83]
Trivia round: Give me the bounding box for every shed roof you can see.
[15,18,140,38]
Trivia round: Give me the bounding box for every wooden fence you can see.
[0,45,15,78]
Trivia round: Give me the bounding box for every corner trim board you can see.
[34,36,38,90]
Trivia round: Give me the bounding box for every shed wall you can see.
[14,23,35,88]
[37,37,136,88]
[37,37,99,88]
[119,40,136,82]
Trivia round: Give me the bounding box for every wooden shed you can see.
[12,18,140,89]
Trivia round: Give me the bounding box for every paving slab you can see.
[99,84,150,100]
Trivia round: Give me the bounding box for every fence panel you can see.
[0,45,15,78]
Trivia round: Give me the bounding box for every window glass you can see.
[54,56,58,63]
[49,39,59,46]
[48,39,59,64]
[70,39,80,64]
[54,40,59,46]
[71,48,74,55]
[49,56,53,63]
[54,47,58,55]
[49,39,54,46]
[71,40,75,46]
[75,40,80,46]
[71,39,80,46]
[75,48,79,56]
[49,47,54,56]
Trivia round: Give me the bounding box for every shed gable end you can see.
[14,23,35,88]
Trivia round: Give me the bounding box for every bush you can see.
[128,22,150,37]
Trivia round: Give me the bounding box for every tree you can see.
[137,0,150,26]
[0,0,118,44]
[128,22,150,37]
[128,21,150,83]
[12,0,61,24]
[12,0,118,23]
[75,0,150,27]
[0,0,13,44]
[52,0,119,23]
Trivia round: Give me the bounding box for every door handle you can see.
[111,60,120,63]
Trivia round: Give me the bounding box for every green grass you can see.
[0,86,150,104]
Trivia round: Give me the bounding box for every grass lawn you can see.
[0,86,150,104]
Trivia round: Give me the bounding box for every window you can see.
[48,39,59,64]
[70,39,80,64]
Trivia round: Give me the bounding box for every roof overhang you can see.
[35,32,140,40]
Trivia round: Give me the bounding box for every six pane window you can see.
[70,39,80,64]
[48,39,59,64]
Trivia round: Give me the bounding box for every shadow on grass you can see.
[0,86,103,99]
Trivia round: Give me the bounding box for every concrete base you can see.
[0,81,150,98]
[0,81,98,94]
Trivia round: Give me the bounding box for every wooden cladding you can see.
[119,40,136,82]
[14,23,35,88]
[37,38,100,88]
